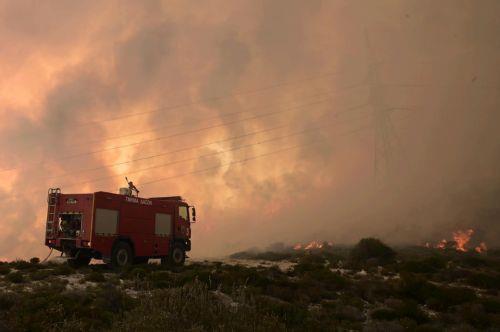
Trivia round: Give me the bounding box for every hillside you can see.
[0,242,499,331]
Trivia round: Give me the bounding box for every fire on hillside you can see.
[425,229,487,253]
[293,241,334,251]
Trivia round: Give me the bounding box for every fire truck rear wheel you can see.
[111,242,133,268]
[68,256,91,268]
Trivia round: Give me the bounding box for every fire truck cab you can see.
[45,188,196,267]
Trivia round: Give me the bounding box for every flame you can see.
[436,239,447,249]
[293,241,333,251]
[305,241,323,250]
[452,229,474,252]
[475,242,487,253]
[425,229,487,253]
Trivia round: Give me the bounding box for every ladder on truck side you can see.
[46,188,61,238]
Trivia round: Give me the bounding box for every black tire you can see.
[111,242,133,268]
[67,255,91,268]
[168,244,186,266]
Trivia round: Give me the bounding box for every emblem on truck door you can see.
[66,198,78,204]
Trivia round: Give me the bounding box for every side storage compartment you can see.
[154,213,172,256]
[95,208,119,235]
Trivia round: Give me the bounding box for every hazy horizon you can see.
[0,0,499,260]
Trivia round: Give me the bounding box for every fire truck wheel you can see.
[170,244,186,266]
[112,242,133,268]
[68,256,91,268]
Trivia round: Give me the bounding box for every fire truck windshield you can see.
[179,206,189,221]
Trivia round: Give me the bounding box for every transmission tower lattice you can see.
[364,29,400,184]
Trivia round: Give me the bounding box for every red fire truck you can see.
[44,188,196,267]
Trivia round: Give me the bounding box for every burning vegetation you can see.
[293,241,334,251]
[425,229,488,254]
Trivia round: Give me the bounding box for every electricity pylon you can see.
[364,28,400,185]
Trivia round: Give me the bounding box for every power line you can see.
[0,97,331,173]
[380,82,500,89]
[53,99,336,160]
[71,83,365,147]
[141,143,318,187]
[70,45,484,126]
[47,123,291,179]
[139,114,415,190]
[60,110,372,188]
[77,69,345,126]
[139,123,376,188]
[63,120,374,191]
[0,90,368,173]
[6,110,413,201]
[46,107,372,181]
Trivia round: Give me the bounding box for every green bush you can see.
[149,270,174,289]
[112,281,283,331]
[333,304,365,322]
[230,250,295,261]
[255,295,308,328]
[459,256,489,268]
[371,308,400,320]
[52,264,74,276]
[10,259,42,271]
[465,272,500,290]
[354,278,396,303]
[29,269,52,281]
[3,283,135,331]
[127,267,148,280]
[5,271,24,284]
[0,292,18,311]
[0,245,497,331]
[294,254,328,274]
[93,284,137,314]
[350,238,396,265]
[399,256,447,274]
[399,273,476,310]
[457,303,495,329]
[302,269,348,291]
[481,298,500,314]
[29,257,40,264]
[208,265,271,293]
[373,299,429,323]
[84,271,106,283]
[0,265,10,275]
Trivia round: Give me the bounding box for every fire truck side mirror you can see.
[191,206,197,222]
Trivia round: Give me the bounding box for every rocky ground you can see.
[0,239,499,331]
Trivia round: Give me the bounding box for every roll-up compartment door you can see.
[155,213,172,236]
[95,208,119,235]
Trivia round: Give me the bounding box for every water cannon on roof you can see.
[120,177,140,197]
